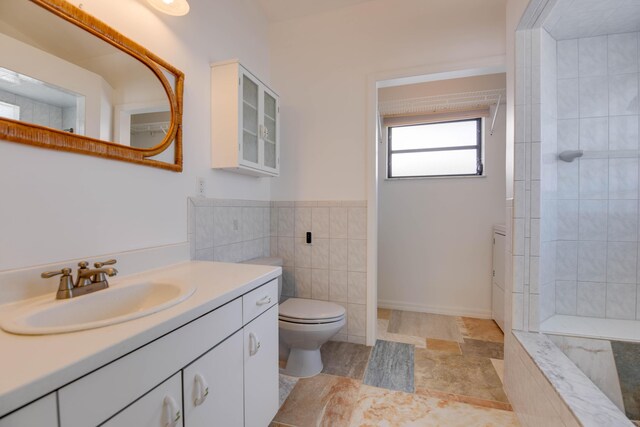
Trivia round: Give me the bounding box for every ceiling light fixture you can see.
[147,0,190,16]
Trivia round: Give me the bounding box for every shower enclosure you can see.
[510,0,640,424]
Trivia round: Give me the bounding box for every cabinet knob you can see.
[163,396,181,427]
[193,373,209,406]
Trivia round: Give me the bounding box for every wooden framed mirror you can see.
[0,0,184,171]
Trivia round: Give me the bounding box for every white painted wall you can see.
[0,0,271,271]
[377,93,506,318]
[268,0,507,201]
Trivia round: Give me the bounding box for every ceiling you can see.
[254,0,375,23]
[544,0,640,40]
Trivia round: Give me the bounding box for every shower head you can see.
[558,150,584,162]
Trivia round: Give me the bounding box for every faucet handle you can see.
[41,267,73,279]
[94,259,117,268]
[41,268,75,299]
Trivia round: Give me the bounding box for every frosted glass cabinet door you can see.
[262,88,279,172]
[244,305,278,427]
[182,331,244,427]
[0,393,57,427]
[241,73,260,166]
[102,373,183,427]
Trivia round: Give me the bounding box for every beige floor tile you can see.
[377,318,426,348]
[414,348,508,404]
[377,308,391,320]
[426,338,462,354]
[460,338,504,359]
[349,385,520,426]
[389,310,463,342]
[273,373,360,427]
[321,341,372,380]
[459,317,504,343]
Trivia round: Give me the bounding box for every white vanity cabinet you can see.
[244,305,278,427]
[211,60,280,177]
[102,373,183,427]
[0,278,280,427]
[0,393,57,427]
[182,331,244,427]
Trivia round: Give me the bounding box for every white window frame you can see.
[385,117,485,180]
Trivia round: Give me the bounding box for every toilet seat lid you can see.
[279,298,345,321]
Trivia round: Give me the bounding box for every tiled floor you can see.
[272,309,519,427]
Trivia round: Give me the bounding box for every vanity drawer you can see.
[242,279,278,324]
[102,372,183,427]
[59,298,242,427]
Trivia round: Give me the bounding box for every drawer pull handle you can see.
[194,373,210,406]
[249,332,261,356]
[256,296,272,306]
[163,396,181,427]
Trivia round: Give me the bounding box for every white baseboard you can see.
[377,299,493,319]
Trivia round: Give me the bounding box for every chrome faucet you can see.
[41,259,118,300]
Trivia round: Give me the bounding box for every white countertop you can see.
[0,261,281,417]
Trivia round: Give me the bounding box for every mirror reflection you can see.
[0,0,171,149]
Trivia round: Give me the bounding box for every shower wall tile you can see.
[557,199,579,240]
[558,119,579,151]
[579,76,608,117]
[607,200,638,242]
[554,32,640,320]
[578,200,608,241]
[608,73,639,116]
[608,158,639,200]
[577,282,606,317]
[558,39,579,79]
[577,241,607,282]
[557,78,579,119]
[609,115,639,151]
[579,158,608,199]
[606,242,637,284]
[579,117,608,151]
[556,241,578,281]
[556,280,577,315]
[605,283,637,319]
[608,32,638,75]
[578,36,608,77]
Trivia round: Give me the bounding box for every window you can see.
[0,100,20,120]
[387,118,483,178]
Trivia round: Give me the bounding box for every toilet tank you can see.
[241,257,283,300]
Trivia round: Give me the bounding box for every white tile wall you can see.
[188,198,271,263]
[270,200,367,343]
[513,27,558,331]
[554,31,640,321]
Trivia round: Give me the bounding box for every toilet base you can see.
[281,348,323,378]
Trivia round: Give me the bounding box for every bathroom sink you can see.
[1,281,196,335]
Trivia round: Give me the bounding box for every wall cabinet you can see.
[492,226,506,331]
[211,60,280,177]
[1,279,280,427]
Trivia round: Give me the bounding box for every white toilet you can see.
[242,257,346,378]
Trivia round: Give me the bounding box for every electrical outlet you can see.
[196,177,206,197]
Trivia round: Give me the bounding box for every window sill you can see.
[385,174,487,181]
